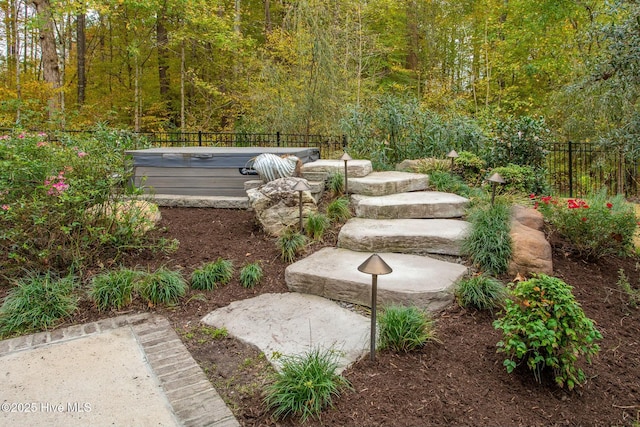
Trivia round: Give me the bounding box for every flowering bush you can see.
[531,189,637,259]
[0,129,160,281]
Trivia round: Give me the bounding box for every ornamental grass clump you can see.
[455,274,507,311]
[377,305,438,352]
[305,212,330,241]
[190,258,234,290]
[239,262,263,288]
[89,267,142,311]
[277,228,307,262]
[461,202,512,275]
[493,274,602,390]
[532,189,637,259]
[326,172,344,196]
[138,267,187,305]
[326,197,351,222]
[264,347,351,422]
[0,272,78,338]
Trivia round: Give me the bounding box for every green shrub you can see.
[239,262,263,288]
[277,229,307,262]
[413,158,449,174]
[190,258,234,290]
[487,164,550,196]
[493,275,602,390]
[326,171,344,196]
[326,197,351,222]
[455,274,507,310]
[305,212,330,241]
[454,151,486,185]
[377,305,437,352]
[533,189,637,259]
[428,171,476,198]
[0,272,78,337]
[89,267,142,311]
[264,347,351,422]
[138,268,187,305]
[461,202,512,275]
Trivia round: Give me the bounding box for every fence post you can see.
[198,131,202,147]
[277,131,280,147]
[342,135,347,150]
[568,140,573,198]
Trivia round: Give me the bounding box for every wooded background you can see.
[1,0,639,155]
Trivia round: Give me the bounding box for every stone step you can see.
[337,218,470,256]
[353,191,469,219]
[285,247,468,313]
[347,171,428,196]
[301,159,373,182]
[150,194,250,209]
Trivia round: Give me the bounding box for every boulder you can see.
[508,206,553,277]
[247,177,317,236]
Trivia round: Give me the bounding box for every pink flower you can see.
[1,204,9,211]
[38,132,47,137]
[37,141,48,147]
[77,151,87,158]
[18,133,25,139]
[0,135,9,140]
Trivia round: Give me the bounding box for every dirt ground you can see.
[52,207,640,426]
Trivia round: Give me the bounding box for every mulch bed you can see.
[5,207,640,426]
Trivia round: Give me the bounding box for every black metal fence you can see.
[546,141,638,198]
[135,131,347,159]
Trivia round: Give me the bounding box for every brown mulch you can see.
[10,207,640,426]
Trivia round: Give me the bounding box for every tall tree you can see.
[31,0,61,116]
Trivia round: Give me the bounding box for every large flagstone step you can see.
[347,171,428,196]
[337,218,470,256]
[354,191,469,219]
[285,247,468,313]
[300,159,373,181]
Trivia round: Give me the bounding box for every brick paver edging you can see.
[0,313,239,427]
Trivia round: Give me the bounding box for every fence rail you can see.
[4,128,638,197]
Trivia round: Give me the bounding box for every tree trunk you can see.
[31,0,61,115]
[157,11,170,101]
[77,13,86,106]
[264,0,271,33]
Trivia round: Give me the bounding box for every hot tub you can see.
[126,146,320,197]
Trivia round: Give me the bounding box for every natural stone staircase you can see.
[286,159,472,312]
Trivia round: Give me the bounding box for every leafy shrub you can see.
[277,229,307,262]
[138,268,187,305]
[428,171,475,198]
[454,151,486,185]
[89,267,142,311]
[326,197,351,222]
[485,115,549,169]
[456,274,507,310]
[377,305,437,352]
[413,158,449,174]
[190,258,234,290]
[264,347,351,422]
[326,171,344,196]
[239,262,263,288]
[0,272,78,337]
[305,212,330,241]
[461,202,512,275]
[493,275,602,389]
[487,164,549,196]
[533,189,637,259]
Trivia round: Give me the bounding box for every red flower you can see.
[529,193,536,199]
[581,217,587,222]
[534,201,539,209]
[541,196,553,205]
[607,202,613,209]
[567,199,579,209]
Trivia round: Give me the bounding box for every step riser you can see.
[338,218,469,256]
[285,248,468,312]
[347,172,429,196]
[355,203,466,219]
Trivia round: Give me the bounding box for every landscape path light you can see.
[357,253,393,361]
[293,179,311,233]
[446,149,459,172]
[340,152,352,195]
[487,172,506,206]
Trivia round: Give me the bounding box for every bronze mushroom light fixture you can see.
[340,152,352,195]
[357,253,393,361]
[446,149,459,171]
[292,179,311,233]
[487,172,506,205]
